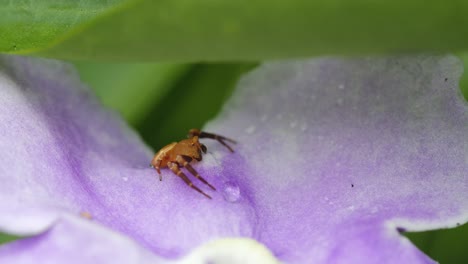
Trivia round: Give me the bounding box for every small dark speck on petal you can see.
[444,78,448,82]
[396,227,406,233]
[456,222,460,226]
[351,184,354,188]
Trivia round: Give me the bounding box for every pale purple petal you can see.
[0,216,162,264]
[204,56,468,263]
[0,55,263,262]
[1,55,467,264]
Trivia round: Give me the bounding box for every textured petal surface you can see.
[203,56,468,263]
[0,215,161,264]
[0,55,258,261]
[0,214,276,264]
[1,55,467,264]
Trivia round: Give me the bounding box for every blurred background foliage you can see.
[406,223,468,264]
[3,1,468,61]
[73,61,256,150]
[1,0,468,263]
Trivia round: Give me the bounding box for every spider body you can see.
[150,129,236,199]
[151,137,204,172]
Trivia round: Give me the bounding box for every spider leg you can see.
[168,162,212,199]
[155,159,162,181]
[189,129,236,153]
[200,144,207,154]
[176,155,216,191]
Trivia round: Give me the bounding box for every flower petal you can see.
[0,55,268,261]
[204,56,468,263]
[0,215,162,264]
[0,214,278,264]
[1,55,467,263]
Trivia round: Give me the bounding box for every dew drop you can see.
[338,84,345,90]
[300,124,308,131]
[245,125,256,134]
[223,181,240,202]
[122,176,128,182]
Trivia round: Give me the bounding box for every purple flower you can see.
[0,55,467,264]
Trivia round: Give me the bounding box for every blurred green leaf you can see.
[457,53,468,101]
[73,61,190,125]
[406,223,468,263]
[0,0,121,53]
[137,63,256,150]
[0,233,19,244]
[3,1,468,61]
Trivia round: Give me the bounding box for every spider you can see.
[150,129,236,199]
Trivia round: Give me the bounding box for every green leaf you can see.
[73,61,190,125]
[0,0,122,53]
[3,1,468,61]
[406,223,468,263]
[0,233,20,244]
[457,52,468,102]
[136,63,256,150]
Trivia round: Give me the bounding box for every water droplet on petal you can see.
[338,84,345,90]
[223,181,240,202]
[300,124,308,131]
[122,176,128,182]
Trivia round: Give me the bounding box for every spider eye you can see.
[201,144,207,153]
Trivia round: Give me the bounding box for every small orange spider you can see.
[150,129,236,199]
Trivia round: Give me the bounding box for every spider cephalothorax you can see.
[150,129,236,199]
